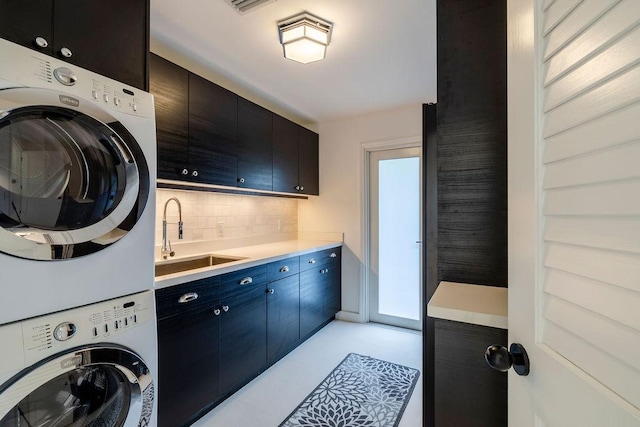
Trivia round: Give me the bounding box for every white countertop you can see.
[155,239,343,289]
[427,281,508,329]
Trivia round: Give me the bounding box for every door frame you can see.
[359,136,422,325]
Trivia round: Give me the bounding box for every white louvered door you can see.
[509,0,640,425]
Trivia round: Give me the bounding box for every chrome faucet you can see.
[162,197,183,259]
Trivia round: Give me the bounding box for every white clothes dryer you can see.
[0,38,156,324]
[0,290,157,427]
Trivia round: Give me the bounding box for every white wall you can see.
[298,105,422,318]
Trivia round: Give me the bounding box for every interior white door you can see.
[369,147,422,330]
[508,0,640,425]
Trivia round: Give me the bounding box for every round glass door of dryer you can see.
[0,346,154,427]
[0,87,150,260]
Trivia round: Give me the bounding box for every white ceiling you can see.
[150,0,436,124]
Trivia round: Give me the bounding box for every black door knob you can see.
[485,343,530,376]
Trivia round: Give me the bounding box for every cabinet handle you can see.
[308,258,316,264]
[300,186,304,191]
[320,268,329,274]
[267,288,275,295]
[213,308,221,316]
[192,170,199,177]
[238,177,245,184]
[181,168,189,175]
[295,185,300,191]
[34,37,48,48]
[330,253,337,258]
[178,292,198,303]
[239,277,253,285]
[279,266,289,273]
[222,305,230,312]
[59,47,73,58]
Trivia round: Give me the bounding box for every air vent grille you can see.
[226,0,276,14]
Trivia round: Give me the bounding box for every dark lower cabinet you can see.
[300,247,342,338]
[219,265,267,394]
[434,319,507,427]
[0,0,149,89]
[156,277,221,427]
[267,274,300,363]
[156,246,341,426]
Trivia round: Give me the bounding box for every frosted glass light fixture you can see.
[278,12,333,64]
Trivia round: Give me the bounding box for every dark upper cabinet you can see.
[189,73,238,187]
[272,114,299,193]
[298,126,319,195]
[0,1,53,55]
[149,54,189,181]
[0,0,148,89]
[149,54,320,195]
[273,114,319,195]
[237,97,273,191]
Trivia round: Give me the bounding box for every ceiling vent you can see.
[226,0,277,14]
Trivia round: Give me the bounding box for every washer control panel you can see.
[19,291,154,366]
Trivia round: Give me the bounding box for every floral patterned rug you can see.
[280,353,420,427]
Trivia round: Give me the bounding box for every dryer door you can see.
[0,87,150,260]
[0,345,154,427]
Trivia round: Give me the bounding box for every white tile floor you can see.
[192,320,423,427]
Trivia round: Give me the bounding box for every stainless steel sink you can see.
[155,254,245,277]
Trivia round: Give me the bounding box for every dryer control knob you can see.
[54,322,77,341]
[53,67,77,86]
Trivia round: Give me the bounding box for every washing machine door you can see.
[0,87,150,260]
[0,345,154,427]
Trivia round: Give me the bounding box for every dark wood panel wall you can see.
[424,0,507,426]
[436,0,507,288]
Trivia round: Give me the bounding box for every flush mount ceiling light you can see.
[277,12,333,64]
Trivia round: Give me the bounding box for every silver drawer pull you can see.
[309,258,316,264]
[320,268,329,274]
[279,266,290,273]
[239,277,253,285]
[222,305,230,312]
[330,252,337,258]
[178,292,199,303]
[213,308,221,316]
[267,288,275,295]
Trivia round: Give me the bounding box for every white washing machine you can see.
[0,290,157,426]
[0,38,157,324]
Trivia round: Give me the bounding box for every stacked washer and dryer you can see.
[0,38,158,426]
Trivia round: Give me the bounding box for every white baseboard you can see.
[335,311,365,323]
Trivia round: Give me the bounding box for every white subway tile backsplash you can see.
[156,189,298,245]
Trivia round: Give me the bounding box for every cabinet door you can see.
[300,266,324,338]
[298,126,319,195]
[156,277,221,427]
[237,97,273,190]
[149,54,189,181]
[267,274,300,363]
[219,266,267,394]
[53,0,148,89]
[322,261,341,322]
[0,0,53,56]
[272,114,299,193]
[189,73,238,186]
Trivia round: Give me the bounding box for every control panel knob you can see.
[53,67,77,86]
[60,47,73,58]
[34,37,48,48]
[53,322,77,341]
